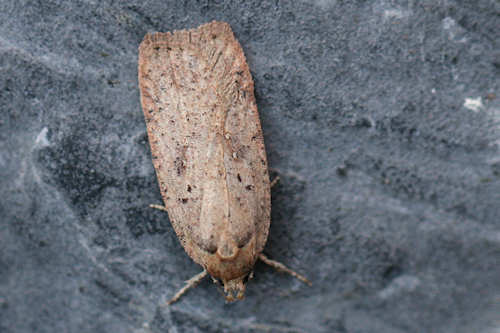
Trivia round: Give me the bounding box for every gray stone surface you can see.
[1,1,499,332]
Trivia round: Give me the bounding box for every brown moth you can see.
[138,21,310,304]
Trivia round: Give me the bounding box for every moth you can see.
[138,21,310,304]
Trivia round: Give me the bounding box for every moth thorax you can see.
[216,234,239,261]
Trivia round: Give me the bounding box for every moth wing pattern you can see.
[138,21,271,267]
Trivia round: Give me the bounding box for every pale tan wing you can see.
[138,21,270,263]
[221,49,271,255]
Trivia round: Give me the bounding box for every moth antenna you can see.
[167,270,208,305]
[258,253,312,286]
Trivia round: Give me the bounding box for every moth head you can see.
[218,271,253,302]
[203,232,257,301]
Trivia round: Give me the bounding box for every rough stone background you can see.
[1,1,499,332]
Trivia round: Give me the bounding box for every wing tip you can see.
[138,21,233,52]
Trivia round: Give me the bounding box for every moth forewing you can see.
[138,21,309,304]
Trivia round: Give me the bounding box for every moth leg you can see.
[167,269,208,305]
[149,204,168,212]
[270,176,280,188]
[258,253,312,286]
